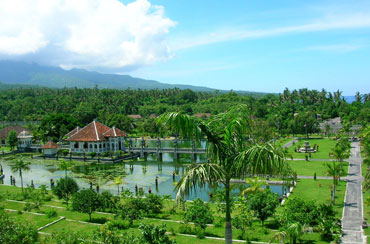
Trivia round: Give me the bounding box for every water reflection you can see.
[0,149,285,201]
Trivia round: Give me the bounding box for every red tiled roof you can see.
[66,121,126,142]
[65,127,80,138]
[41,141,60,149]
[103,127,127,137]
[0,126,31,139]
[127,114,142,119]
[194,113,211,118]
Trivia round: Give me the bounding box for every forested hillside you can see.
[0,86,369,137]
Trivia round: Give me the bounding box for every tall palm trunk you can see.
[20,169,24,192]
[225,179,233,244]
[332,177,336,203]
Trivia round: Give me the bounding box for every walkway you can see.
[341,142,366,244]
[282,138,298,148]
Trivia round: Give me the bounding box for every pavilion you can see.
[65,121,126,153]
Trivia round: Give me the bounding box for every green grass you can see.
[287,138,338,159]
[0,183,340,243]
[42,218,99,234]
[362,190,370,243]
[289,160,349,177]
[290,179,346,218]
[6,210,59,228]
[276,137,294,147]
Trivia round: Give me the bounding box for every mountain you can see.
[0,60,265,95]
[343,96,356,103]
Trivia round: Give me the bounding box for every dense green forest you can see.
[0,86,369,139]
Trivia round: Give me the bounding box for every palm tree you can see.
[157,106,290,244]
[11,157,31,192]
[355,91,362,103]
[113,176,125,195]
[329,142,350,173]
[285,222,306,244]
[326,161,345,203]
[58,160,72,177]
[242,177,266,196]
[324,123,331,138]
[270,230,287,244]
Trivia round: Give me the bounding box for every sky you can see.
[0,0,370,95]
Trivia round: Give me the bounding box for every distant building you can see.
[17,130,33,152]
[127,114,142,120]
[0,125,31,145]
[41,141,60,156]
[194,113,211,118]
[319,117,342,134]
[65,121,126,153]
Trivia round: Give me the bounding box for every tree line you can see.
[0,86,369,140]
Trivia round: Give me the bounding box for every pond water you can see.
[0,140,287,201]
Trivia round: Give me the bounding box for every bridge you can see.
[126,138,206,160]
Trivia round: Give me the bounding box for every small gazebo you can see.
[17,130,33,152]
[41,141,60,156]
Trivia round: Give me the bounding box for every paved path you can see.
[287,158,347,162]
[341,142,366,244]
[297,175,334,180]
[283,138,298,148]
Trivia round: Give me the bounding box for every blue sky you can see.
[1,0,370,95]
[127,0,370,95]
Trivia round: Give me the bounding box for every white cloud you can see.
[0,0,175,71]
[171,12,370,51]
[307,43,366,52]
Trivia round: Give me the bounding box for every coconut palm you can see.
[326,161,345,203]
[11,156,31,192]
[157,106,290,244]
[242,177,266,196]
[58,160,72,177]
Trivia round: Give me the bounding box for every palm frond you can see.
[174,163,225,200]
[234,143,290,178]
[364,170,370,190]
[156,112,202,140]
[11,156,31,173]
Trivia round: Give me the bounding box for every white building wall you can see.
[69,137,125,153]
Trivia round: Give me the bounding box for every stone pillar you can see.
[173,137,179,160]
[157,152,163,161]
[140,137,145,159]
[192,153,197,162]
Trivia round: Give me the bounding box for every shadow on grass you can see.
[300,240,316,244]
[90,217,107,224]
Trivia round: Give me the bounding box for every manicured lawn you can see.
[6,210,59,229]
[0,183,336,244]
[287,138,339,159]
[42,218,99,234]
[362,190,370,243]
[290,179,346,218]
[289,160,349,177]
